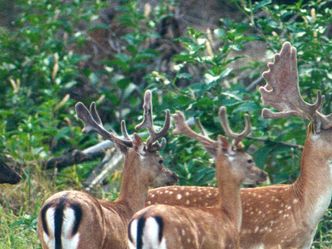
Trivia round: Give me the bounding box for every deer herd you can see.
[1,41,331,249]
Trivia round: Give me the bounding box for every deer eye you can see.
[247,159,253,164]
[158,159,163,164]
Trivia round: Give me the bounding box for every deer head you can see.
[173,106,267,185]
[0,160,21,184]
[259,41,332,156]
[75,90,177,188]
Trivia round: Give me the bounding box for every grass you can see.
[0,163,331,248]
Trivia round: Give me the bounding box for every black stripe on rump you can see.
[154,216,164,242]
[71,203,82,236]
[41,203,52,236]
[137,217,146,249]
[54,197,67,249]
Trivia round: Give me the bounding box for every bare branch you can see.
[44,140,113,169]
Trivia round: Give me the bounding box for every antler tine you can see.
[135,90,154,131]
[89,102,102,125]
[75,102,132,147]
[173,111,217,153]
[219,106,251,146]
[135,90,171,148]
[259,42,322,122]
[120,120,131,140]
[146,109,171,144]
[196,118,208,137]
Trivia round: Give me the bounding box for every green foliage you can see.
[0,0,331,248]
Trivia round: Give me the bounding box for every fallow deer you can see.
[128,107,267,249]
[0,159,21,184]
[37,90,178,249]
[146,42,332,249]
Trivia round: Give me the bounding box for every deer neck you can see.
[117,152,148,214]
[217,159,242,231]
[293,133,332,226]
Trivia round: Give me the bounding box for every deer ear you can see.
[132,133,145,154]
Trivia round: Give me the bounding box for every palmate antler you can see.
[173,106,251,155]
[135,90,171,151]
[259,42,332,131]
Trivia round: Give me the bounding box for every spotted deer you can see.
[146,42,332,249]
[37,90,178,249]
[128,107,267,249]
[0,159,21,184]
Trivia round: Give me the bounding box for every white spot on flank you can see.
[254,226,259,233]
[43,207,55,249]
[176,194,182,200]
[62,208,80,249]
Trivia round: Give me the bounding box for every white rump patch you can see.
[142,217,167,249]
[61,208,80,249]
[43,207,55,249]
[128,239,136,249]
[42,206,80,249]
[129,219,138,247]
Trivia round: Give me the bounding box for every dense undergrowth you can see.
[0,0,331,248]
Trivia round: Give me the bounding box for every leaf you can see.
[233,102,259,113]
[254,145,273,167]
[253,0,272,12]
[220,92,242,101]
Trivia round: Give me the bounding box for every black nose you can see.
[260,171,268,181]
[171,172,179,183]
